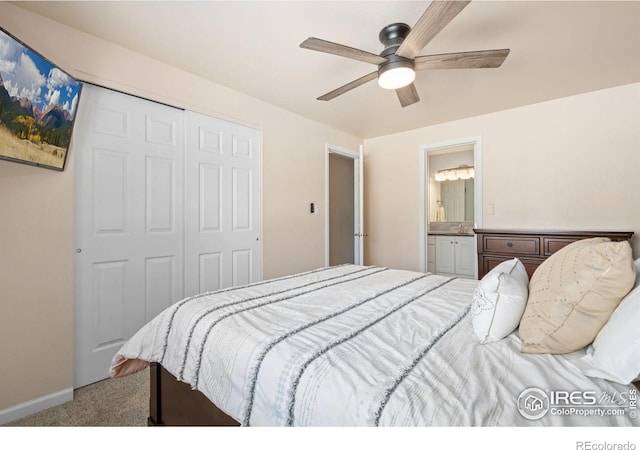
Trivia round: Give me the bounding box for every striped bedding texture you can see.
[110,264,640,426]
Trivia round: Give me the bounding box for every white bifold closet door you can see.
[74,85,261,387]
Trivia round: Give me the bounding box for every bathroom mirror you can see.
[428,147,476,224]
[437,179,474,222]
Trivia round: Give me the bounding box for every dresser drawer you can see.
[543,237,578,256]
[482,236,540,256]
[481,256,542,279]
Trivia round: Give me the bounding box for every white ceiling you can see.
[13,1,640,139]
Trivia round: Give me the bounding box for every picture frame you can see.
[0,26,82,171]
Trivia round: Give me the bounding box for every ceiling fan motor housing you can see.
[378,23,411,50]
[378,23,415,84]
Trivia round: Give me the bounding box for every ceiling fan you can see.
[300,1,510,107]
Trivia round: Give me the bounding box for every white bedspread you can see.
[110,264,640,426]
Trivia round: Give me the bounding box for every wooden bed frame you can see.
[148,229,634,426]
[148,362,239,426]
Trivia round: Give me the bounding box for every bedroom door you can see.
[74,84,185,387]
[183,110,261,296]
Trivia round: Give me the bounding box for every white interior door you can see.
[358,144,365,264]
[184,110,261,296]
[74,84,184,387]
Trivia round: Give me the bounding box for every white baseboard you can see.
[0,388,73,425]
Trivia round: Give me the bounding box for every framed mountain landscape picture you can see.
[0,27,82,171]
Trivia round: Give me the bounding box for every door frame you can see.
[324,143,363,266]
[419,136,483,274]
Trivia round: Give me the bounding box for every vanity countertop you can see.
[428,221,475,236]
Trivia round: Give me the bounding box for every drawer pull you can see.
[507,242,513,248]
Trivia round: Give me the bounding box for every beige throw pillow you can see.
[520,237,634,354]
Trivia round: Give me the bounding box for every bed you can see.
[109,230,639,426]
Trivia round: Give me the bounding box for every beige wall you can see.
[364,82,640,271]
[0,3,361,412]
[0,159,75,411]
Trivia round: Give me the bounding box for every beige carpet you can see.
[3,368,149,427]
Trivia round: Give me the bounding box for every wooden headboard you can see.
[474,229,634,279]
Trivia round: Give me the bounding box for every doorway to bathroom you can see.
[419,137,482,277]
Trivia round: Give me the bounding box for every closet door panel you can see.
[74,84,184,387]
[184,111,261,296]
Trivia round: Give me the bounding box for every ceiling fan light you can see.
[378,65,415,90]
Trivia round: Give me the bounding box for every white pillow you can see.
[573,283,640,385]
[471,258,529,344]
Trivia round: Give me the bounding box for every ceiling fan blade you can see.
[396,83,420,108]
[301,37,387,65]
[414,49,510,71]
[317,71,379,101]
[396,1,471,59]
